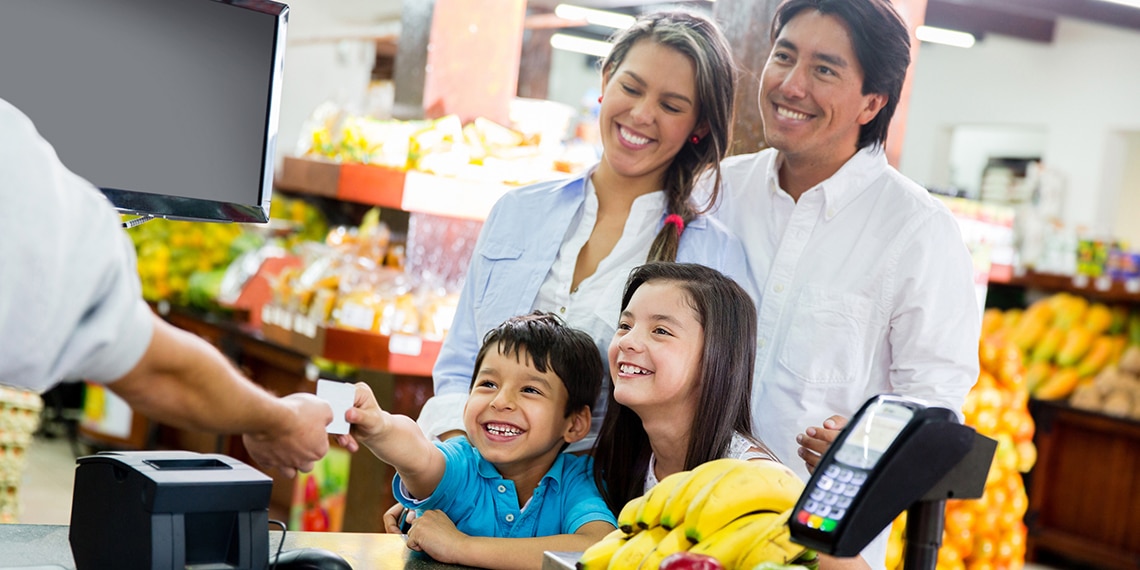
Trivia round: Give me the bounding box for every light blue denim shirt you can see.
[416,168,759,447]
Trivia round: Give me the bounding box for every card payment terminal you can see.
[788,394,981,559]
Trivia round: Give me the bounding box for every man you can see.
[709,1,980,567]
[0,98,331,478]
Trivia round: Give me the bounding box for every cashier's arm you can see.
[406,512,614,570]
[336,382,447,500]
[107,313,332,477]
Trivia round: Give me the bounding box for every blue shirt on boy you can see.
[393,437,616,537]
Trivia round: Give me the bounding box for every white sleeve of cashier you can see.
[0,98,154,393]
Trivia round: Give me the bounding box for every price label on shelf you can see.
[338,302,375,332]
[389,334,423,356]
[1095,276,1113,291]
[293,316,319,338]
[1127,279,1140,294]
[1071,274,1090,289]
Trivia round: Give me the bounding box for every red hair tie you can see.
[664,214,685,236]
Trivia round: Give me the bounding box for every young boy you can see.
[336,312,617,570]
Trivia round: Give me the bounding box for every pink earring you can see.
[690,135,700,144]
[598,95,603,104]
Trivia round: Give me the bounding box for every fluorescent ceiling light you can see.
[916,25,976,48]
[1096,0,1140,8]
[554,4,636,30]
[550,33,613,57]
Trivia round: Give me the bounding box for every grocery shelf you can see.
[993,269,1140,304]
[275,156,513,221]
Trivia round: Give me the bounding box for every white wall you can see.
[899,17,1140,235]
[274,0,400,163]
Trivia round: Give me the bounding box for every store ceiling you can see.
[524,0,1140,43]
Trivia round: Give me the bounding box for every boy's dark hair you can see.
[593,262,769,513]
[770,0,911,150]
[471,311,603,417]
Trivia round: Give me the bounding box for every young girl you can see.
[415,10,755,454]
[592,262,869,570]
[593,261,773,507]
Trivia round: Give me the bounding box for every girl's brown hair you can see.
[592,262,771,514]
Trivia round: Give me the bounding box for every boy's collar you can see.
[472,445,571,493]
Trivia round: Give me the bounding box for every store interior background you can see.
[16,1,1137,568]
[270,0,1140,245]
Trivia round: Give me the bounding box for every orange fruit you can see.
[974,534,998,561]
[1016,440,1038,473]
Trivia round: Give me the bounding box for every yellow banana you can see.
[736,509,808,568]
[683,461,805,543]
[607,525,669,570]
[659,458,746,529]
[617,495,648,536]
[577,529,628,570]
[636,469,692,530]
[688,511,783,567]
[637,525,693,570]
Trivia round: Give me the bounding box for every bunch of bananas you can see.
[579,459,818,570]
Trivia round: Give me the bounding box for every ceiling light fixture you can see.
[916,25,976,48]
[554,4,636,30]
[1096,0,1140,8]
[550,33,613,57]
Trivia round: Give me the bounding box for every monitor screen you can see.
[0,0,288,223]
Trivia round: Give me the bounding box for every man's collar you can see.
[767,146,888,219]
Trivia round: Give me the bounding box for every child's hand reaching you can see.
[404,509,468,564]
[334,382,388,453]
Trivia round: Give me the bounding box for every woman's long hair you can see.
[600,11,737,262]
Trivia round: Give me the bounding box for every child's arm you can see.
[405,510,615,570]
[335,382,446,499]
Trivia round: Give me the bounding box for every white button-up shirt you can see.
[713,146,980,477]
[711,147,981,570]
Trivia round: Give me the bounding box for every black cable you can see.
[268,519,287,570]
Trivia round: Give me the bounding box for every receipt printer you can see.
[69,450,272,570]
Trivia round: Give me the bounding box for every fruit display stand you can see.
[1025,399,1140,568]
[985,271,1140,568]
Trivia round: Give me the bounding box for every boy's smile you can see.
[463,345,582,485]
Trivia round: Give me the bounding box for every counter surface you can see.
[0,523,480,569]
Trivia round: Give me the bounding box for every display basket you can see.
[0,385,43,523]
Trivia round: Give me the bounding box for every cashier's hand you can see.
[242,393,332,478]
[404,510,466,564]
[796,415,848,474]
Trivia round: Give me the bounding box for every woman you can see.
[413,10,754,463]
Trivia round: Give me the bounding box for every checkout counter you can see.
[0,524,476,570]
[8,395,992,570]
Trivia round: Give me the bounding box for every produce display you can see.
[0,386,42,523]
[126,216,252,305]
[304,112,580,185]
[270,207,460,341]
[578,459,817,570]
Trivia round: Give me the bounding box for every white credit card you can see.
[316,379,355,435]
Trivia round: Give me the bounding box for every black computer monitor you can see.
[0,0,288,223]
